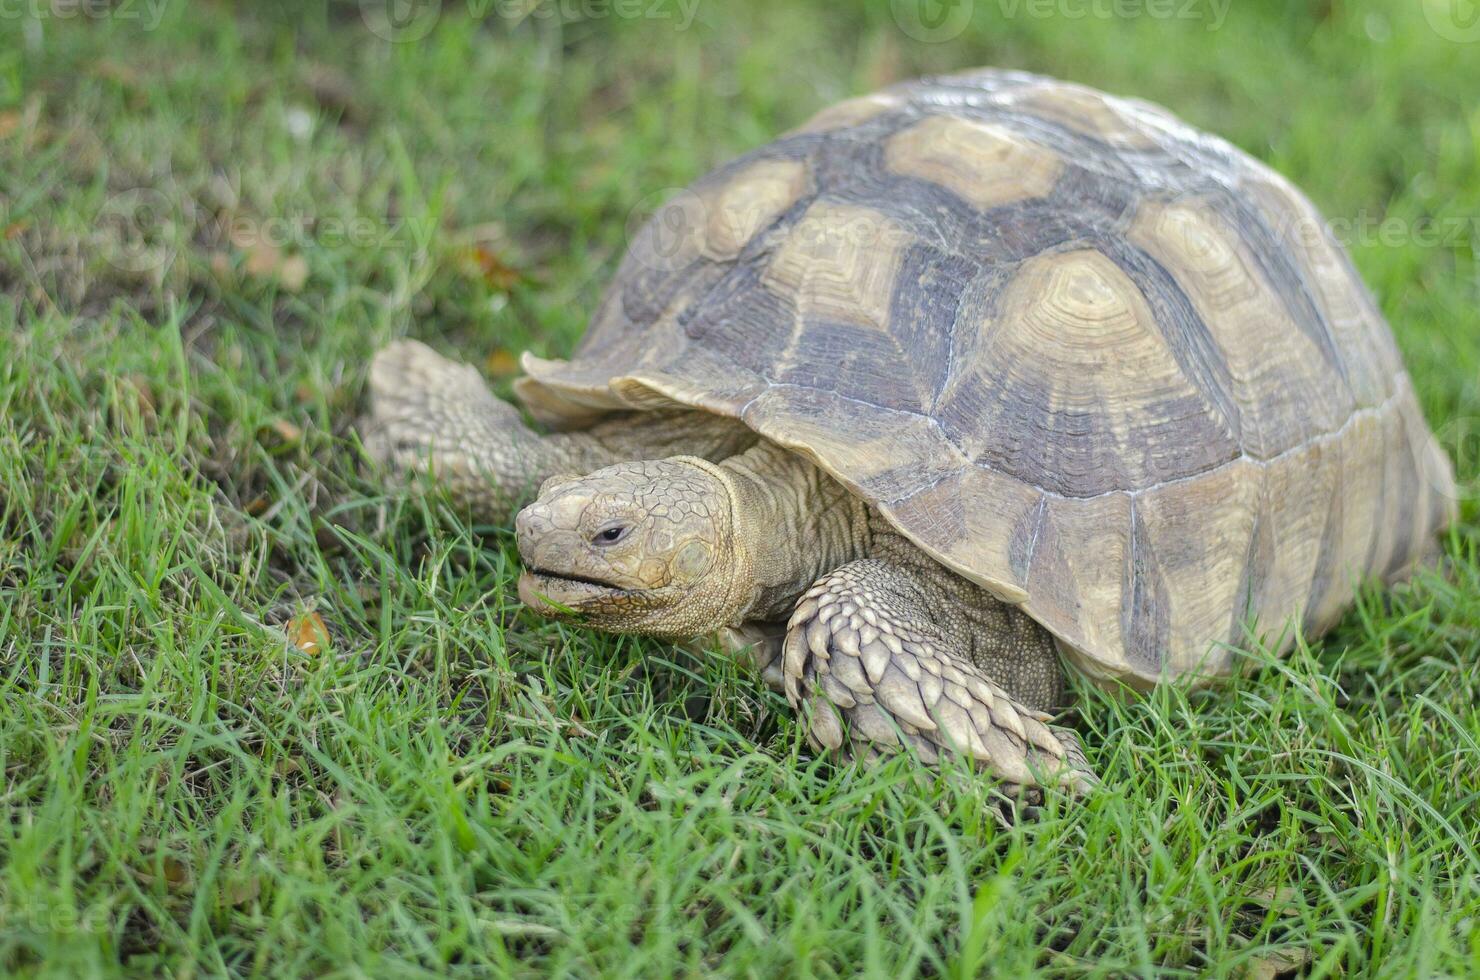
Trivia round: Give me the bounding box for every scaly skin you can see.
[363,341,1094,792]
[363,340,754,524]
[515,457,750,638]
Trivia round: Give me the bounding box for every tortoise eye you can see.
[593,525,629,546]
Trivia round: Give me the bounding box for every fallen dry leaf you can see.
[286,611,329,654]
[314,522,343,553]
[458,244,522,291]
[122,374,156,420]
[300,63,361,122]
[240,239,309,291]
[219,872,262,908]
[4,219,29,240]
[242,240,282,278]
[1243,885,1300,912]
[91,59,145,93]
[132,838,194,892]
[485,349,520,376]
[0,111,18,139]
[1242,945,1312,980]
[277,254,309,292]
[268,418,304,445]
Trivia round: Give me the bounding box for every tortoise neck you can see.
[714,441,873,622]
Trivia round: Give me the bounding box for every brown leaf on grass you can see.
[300,63,361,122]
[1241,945,1312,980]
[269,418,303,445]
[277,254,309,291]
[91,59,146,94]
[1243,885,1300,912]
[457,244,523,291]
[485,349,520,376]
[132,839,193,892]
[256,419,304,459]
[0,111,19,139]
[286,611,330,654]
[3,219,29,239]
[240,240,309,292]
[219,872,262,908]
[242,240,281,277]
[120,374,156,421]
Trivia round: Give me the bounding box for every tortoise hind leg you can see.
[781,559,1095,794]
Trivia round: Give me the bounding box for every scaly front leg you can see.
[783,559,1095,794]
[362,340,592,525]
[363,341,758,526]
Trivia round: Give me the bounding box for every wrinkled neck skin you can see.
[708,442,874,625]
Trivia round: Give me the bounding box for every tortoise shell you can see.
[515,68,1456,686]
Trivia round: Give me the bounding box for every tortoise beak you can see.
[514,496,572,563]
[514,499,627,616]
[516,568,623,617]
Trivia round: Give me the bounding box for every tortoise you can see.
[363,68,1456,792]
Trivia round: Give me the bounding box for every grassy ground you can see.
[1,0,1478,975]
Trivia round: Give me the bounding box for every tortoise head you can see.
[514,457,750,638]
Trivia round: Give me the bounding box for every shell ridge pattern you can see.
[1212,192,1355,393]
[1080,230,1246,449]
[872,375,1414,510]
[585,80,1418,499]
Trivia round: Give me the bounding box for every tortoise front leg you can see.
[782,559,1095,794]
[363,341,758,526]
[362,340,601,525]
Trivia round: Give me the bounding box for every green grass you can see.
[1,1,1478,975]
